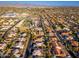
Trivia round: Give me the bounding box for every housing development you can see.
[0,7,79,58]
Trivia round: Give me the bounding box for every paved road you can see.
[23,33,31,58]
[2,19,22,38]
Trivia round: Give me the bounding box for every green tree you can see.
[60,25,65,29]
[0,37,4,43]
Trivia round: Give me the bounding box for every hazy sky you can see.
[0,1,79,6]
